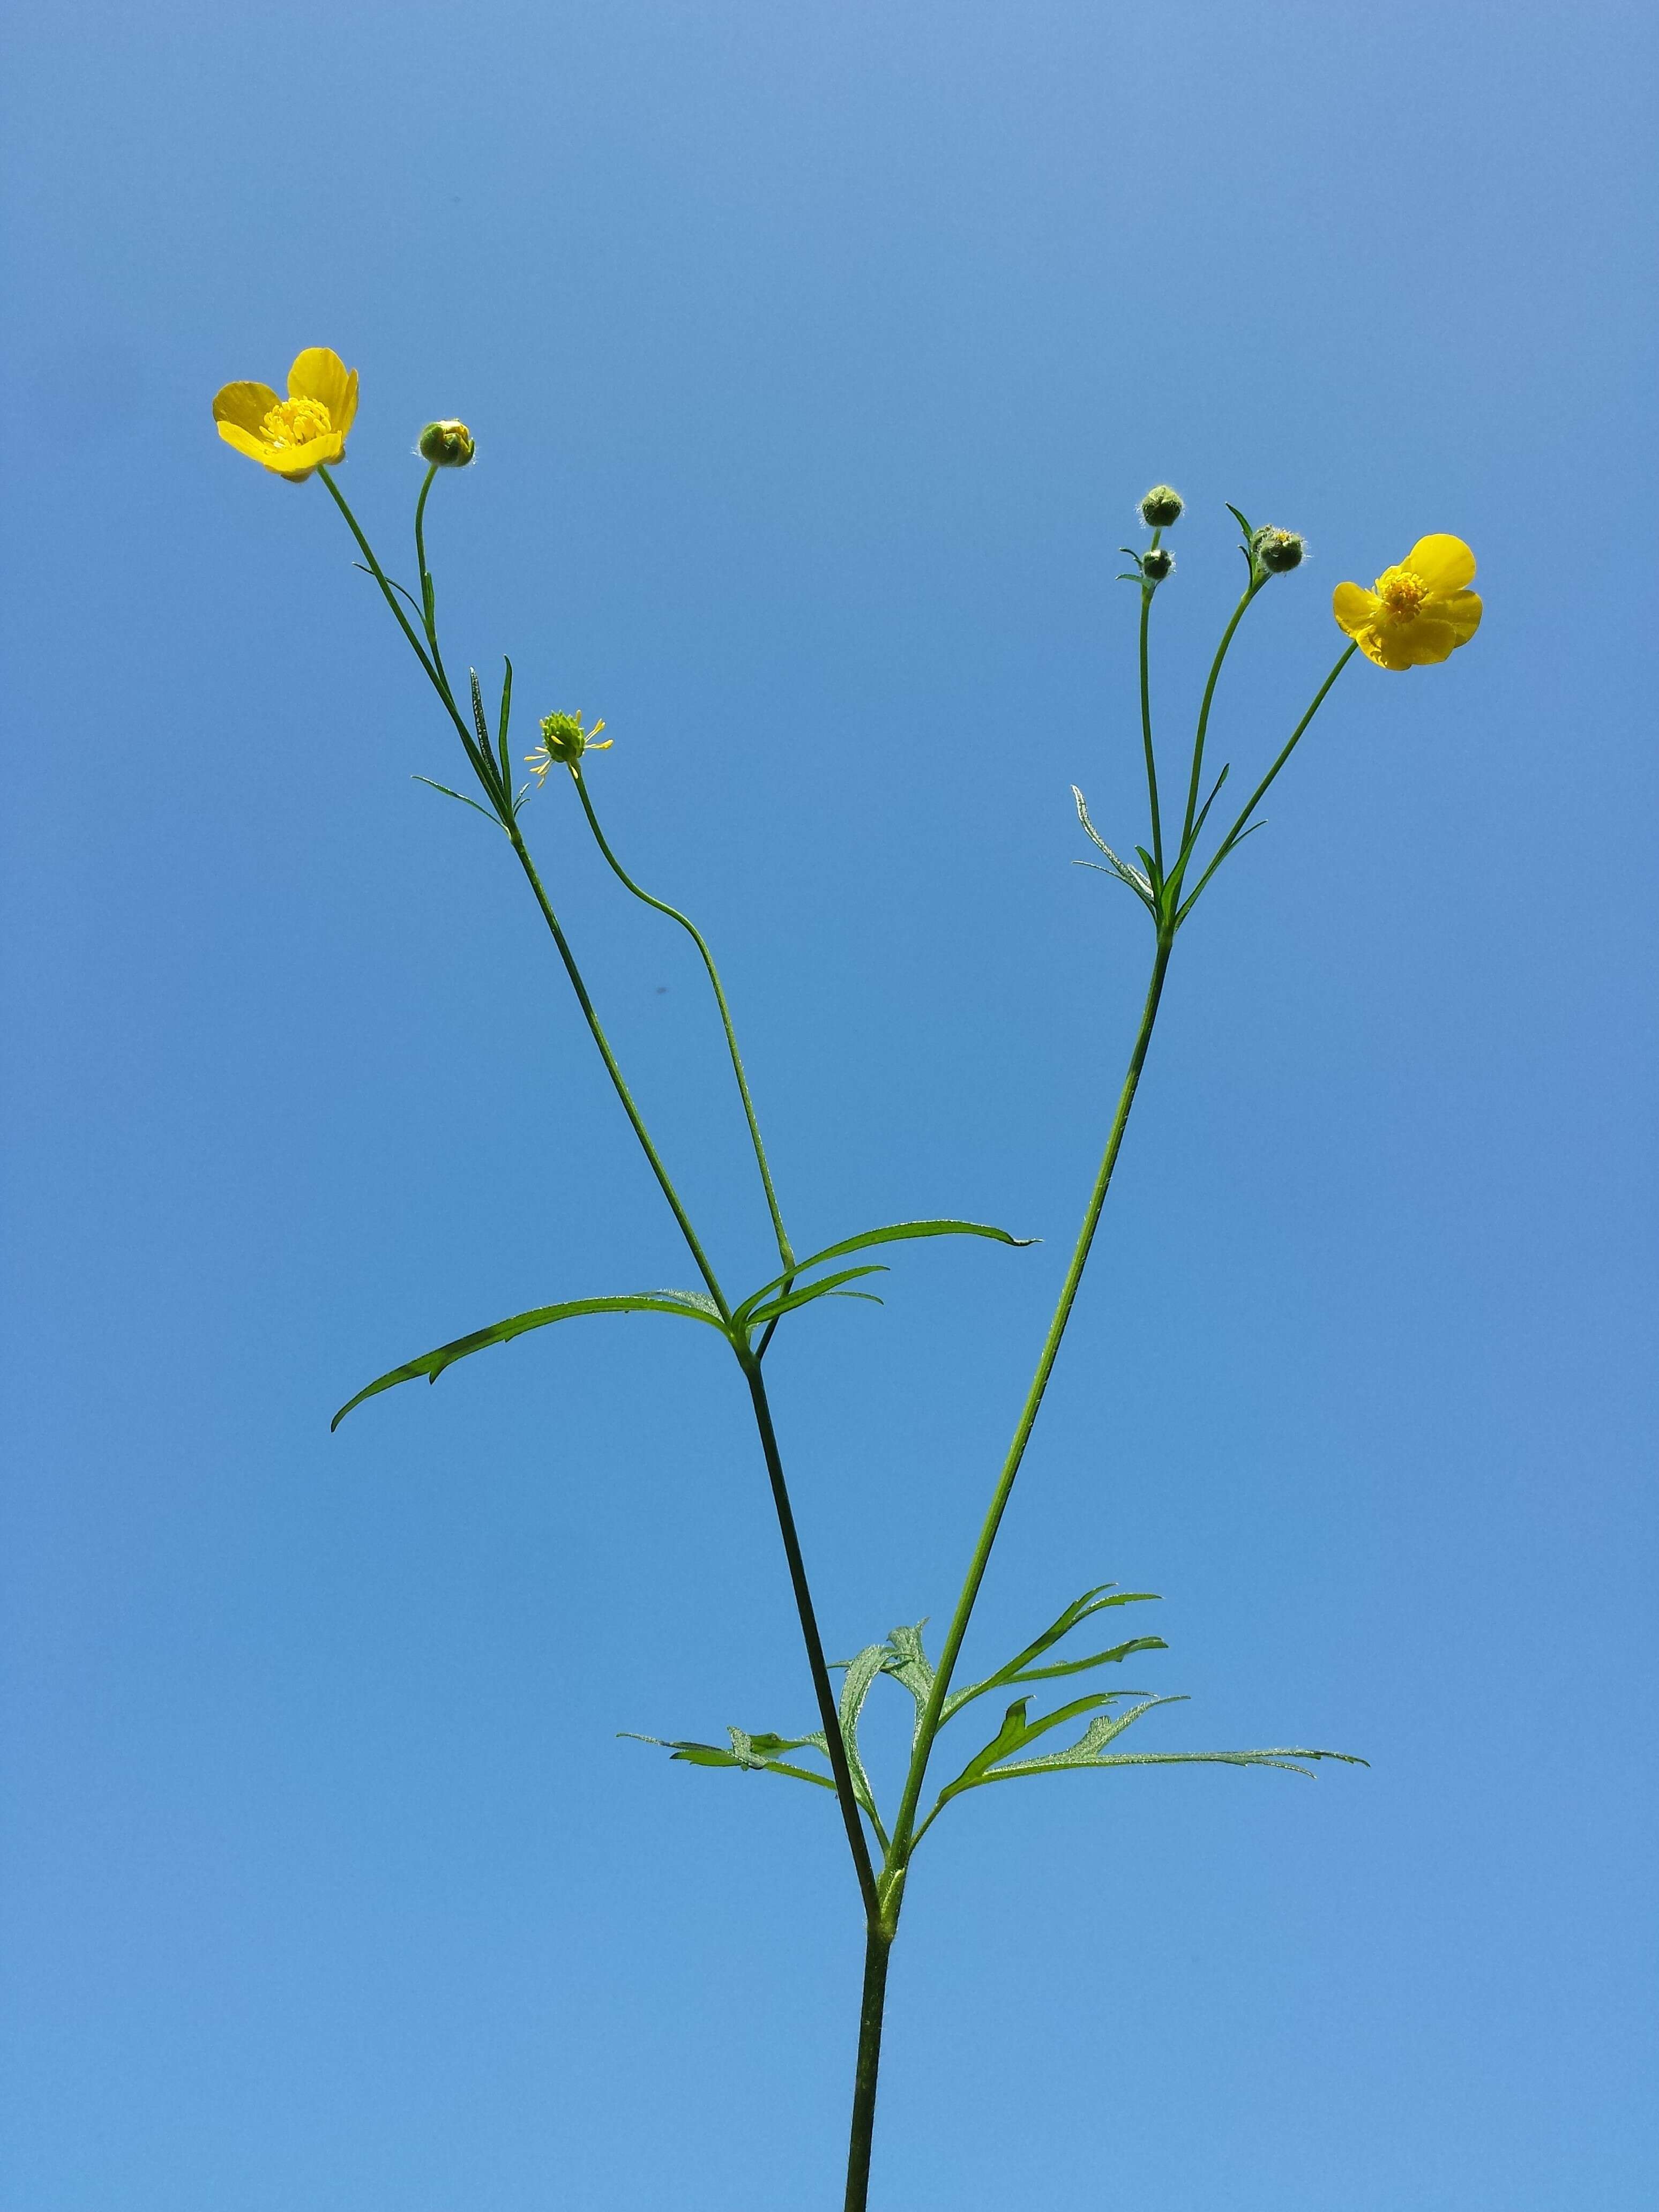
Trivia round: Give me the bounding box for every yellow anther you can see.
[259,396,334,449]
[1376,566,1429,619]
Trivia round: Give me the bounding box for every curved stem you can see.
[1177,642,1357,922]
[502,822,733,1321]
[1176,577,1264,866]
[741,1358,880,1918]
[570,766,796,1272]
[884,931,1175,1864]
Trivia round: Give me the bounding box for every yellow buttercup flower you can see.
[213,348,359,482]
[1333,535,1482,671]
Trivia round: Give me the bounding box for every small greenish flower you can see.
[526,711,610,779]
[417,419,477,467]
[1254,527,1306,574]
[1138,484,1184,528]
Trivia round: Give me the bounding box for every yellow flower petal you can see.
[1406,534,1476,594]
[1332,581,1379,638]
[213,380,280,434]
[217,419,275,462]
[1439,587,1482,644]
[288,348,356,433]
[260,431,345,480]
[1356,627,1415,671]
[1399,617,1460,665]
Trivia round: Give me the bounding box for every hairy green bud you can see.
[417,419,477,467]
[1138,484,1184,528]
[1139,545,1175,583]
[1253,526,1306,574]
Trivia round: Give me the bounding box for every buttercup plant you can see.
[214,348,1482,2209]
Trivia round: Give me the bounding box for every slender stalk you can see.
[570,766,796,1272]
[1138,535,1165,878]
[843,1925,893,2212]
[741,1358,880,1917]
[1176,575,1264,862]
[412,462,456,696]
[318,465,504,802]
[499,823,733,1321]
[885,930,1175,1867]
[1178,643,1357,921]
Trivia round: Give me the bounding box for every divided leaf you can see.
[623,1728,838,1791]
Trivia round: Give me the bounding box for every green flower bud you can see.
[417,419,476,467]
[1138,484,1184,528]
[1140,545,1175,582]
[526,711,611,780]
[1253,526,1306,574]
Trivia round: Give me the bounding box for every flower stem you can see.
[1177,642,1357,922]
[1176,576,1264,868]
[569,767,796,1273]
[884,929,1175,1869]
[1138,534,1165,879]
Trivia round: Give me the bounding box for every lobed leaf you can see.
[621,1728,839,1791]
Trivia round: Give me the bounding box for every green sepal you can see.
[331,1290,729,1429]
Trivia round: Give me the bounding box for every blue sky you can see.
[3,4,1655,2208]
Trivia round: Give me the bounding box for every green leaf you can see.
[496,656,514,787]
[411,775,501,824]
[735,1219,1035,1333]
[941,1585,1162,1722]
[621,1728,838,1791]
[1071,786,1154,905]
[331,1290,728,1429]
[916,1684,1366,1840]
[879,1621,937,1751]
[834,1643,892,1837]
[740,1265,889,1331]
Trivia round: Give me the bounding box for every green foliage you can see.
[330,1290,727,1429]
[332,1220,1033,1429]
[627,1582,1363,1863]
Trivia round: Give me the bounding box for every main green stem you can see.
[842,927,1176,2212]
[843,1925,893,2212]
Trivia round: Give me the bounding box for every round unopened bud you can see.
[1138,484,1184,528]
[1253,527,1306,573]
[1140,545,1175,582]
[417,419,476,467]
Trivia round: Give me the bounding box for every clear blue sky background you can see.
[3,5,1654,2208]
